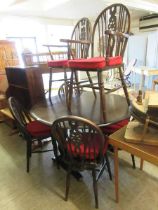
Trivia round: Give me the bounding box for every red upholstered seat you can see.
[26,121,51,137]
[101,119,129,135]
[67,134,108,159]
[68,56,122,69]
[68,57,106,69]
[106,56,122,66]
[48,59,68,67]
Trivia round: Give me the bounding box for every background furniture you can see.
[0,40,19,94]
[109,126,158,203]
[127,31,158,89]
[22,51,68,73]
[46,17,93,101]
[132,66,158,91]
[6,66,45,109]
[51,115,110,208]
[8,97,53,172]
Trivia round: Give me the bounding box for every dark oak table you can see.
[30,91,129,126]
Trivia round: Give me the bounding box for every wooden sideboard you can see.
[6,66,45,109]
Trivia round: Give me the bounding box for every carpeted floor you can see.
[0,122,158,210]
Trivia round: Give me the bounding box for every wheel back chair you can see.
[51,115,112,208]
[45,17,95,102]
[68,4,131,120]
[8,97,53,172]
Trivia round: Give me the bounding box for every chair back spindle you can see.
[92,4,130,58]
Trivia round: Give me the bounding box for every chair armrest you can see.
[60,38,91,45]
[43,44,67,48]
[104,30,130,38]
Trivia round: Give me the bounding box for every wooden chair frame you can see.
[51,115,111,208]
[68,4,131,120]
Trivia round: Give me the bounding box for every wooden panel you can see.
[6,66,45,109]
[0,40,19,94]
[0,40,19,72]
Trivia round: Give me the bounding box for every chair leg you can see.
[131,154,136,169]
[105,154,112,180]
[64,68,69,105]
[97,71,106,121]
[118,66,130,106]
[65,168,71,201]
[86,71,97,97]
[49,68,53,100]
[74,71,80,95]
[96,155,112,181]
[26,140,31,173]
[92,169,98,208]
[68,70,74,111]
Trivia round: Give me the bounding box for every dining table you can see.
[30,91,129,127]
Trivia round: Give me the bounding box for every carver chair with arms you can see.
[45,17,94,101]
[51,115,111,208]
[8,97,53,173]
[68,4,131,120]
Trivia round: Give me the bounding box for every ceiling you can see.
[0,0,158,20]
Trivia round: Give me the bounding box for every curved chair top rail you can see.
[51,115,107,166]
[70,17,92,59]
[91,3,131,58]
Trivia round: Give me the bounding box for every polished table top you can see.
[30,91,129,126]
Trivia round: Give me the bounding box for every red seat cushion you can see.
[48,59,68,67]
[106,56,122,66]
[26,121,51,137]
[68,57,106,69]
[101,119,129,135]
[68,56,122,69]
[67,134,108,160]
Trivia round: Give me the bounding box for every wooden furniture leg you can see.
[140,159,144,170]
[68,69,74,111]
[119,66,130,106]
[114,146,119,203]
[49,68,53,100]
[98,71,106,121]
[86,71,96,97]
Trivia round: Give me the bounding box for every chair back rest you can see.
[8,97,32,137]
[51,115,107,169]
[92,3,130,58]
[70,17,92,59]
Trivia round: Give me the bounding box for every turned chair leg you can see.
[92,169,99,208]
[119,66,130,106]
[97,71,106,121]
[65,168,71,201]
[105,154,112,180]
[131,154,136,169]
[49,68,53,100]
[68,70,74,111]
[26,140,32,173]
[86,71,97,97]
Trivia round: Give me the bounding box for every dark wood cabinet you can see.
[5,66,45,109]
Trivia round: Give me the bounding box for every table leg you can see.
[140,159,144,170]
[114,146,119,203]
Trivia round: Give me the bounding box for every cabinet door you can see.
[0,40,19,94]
